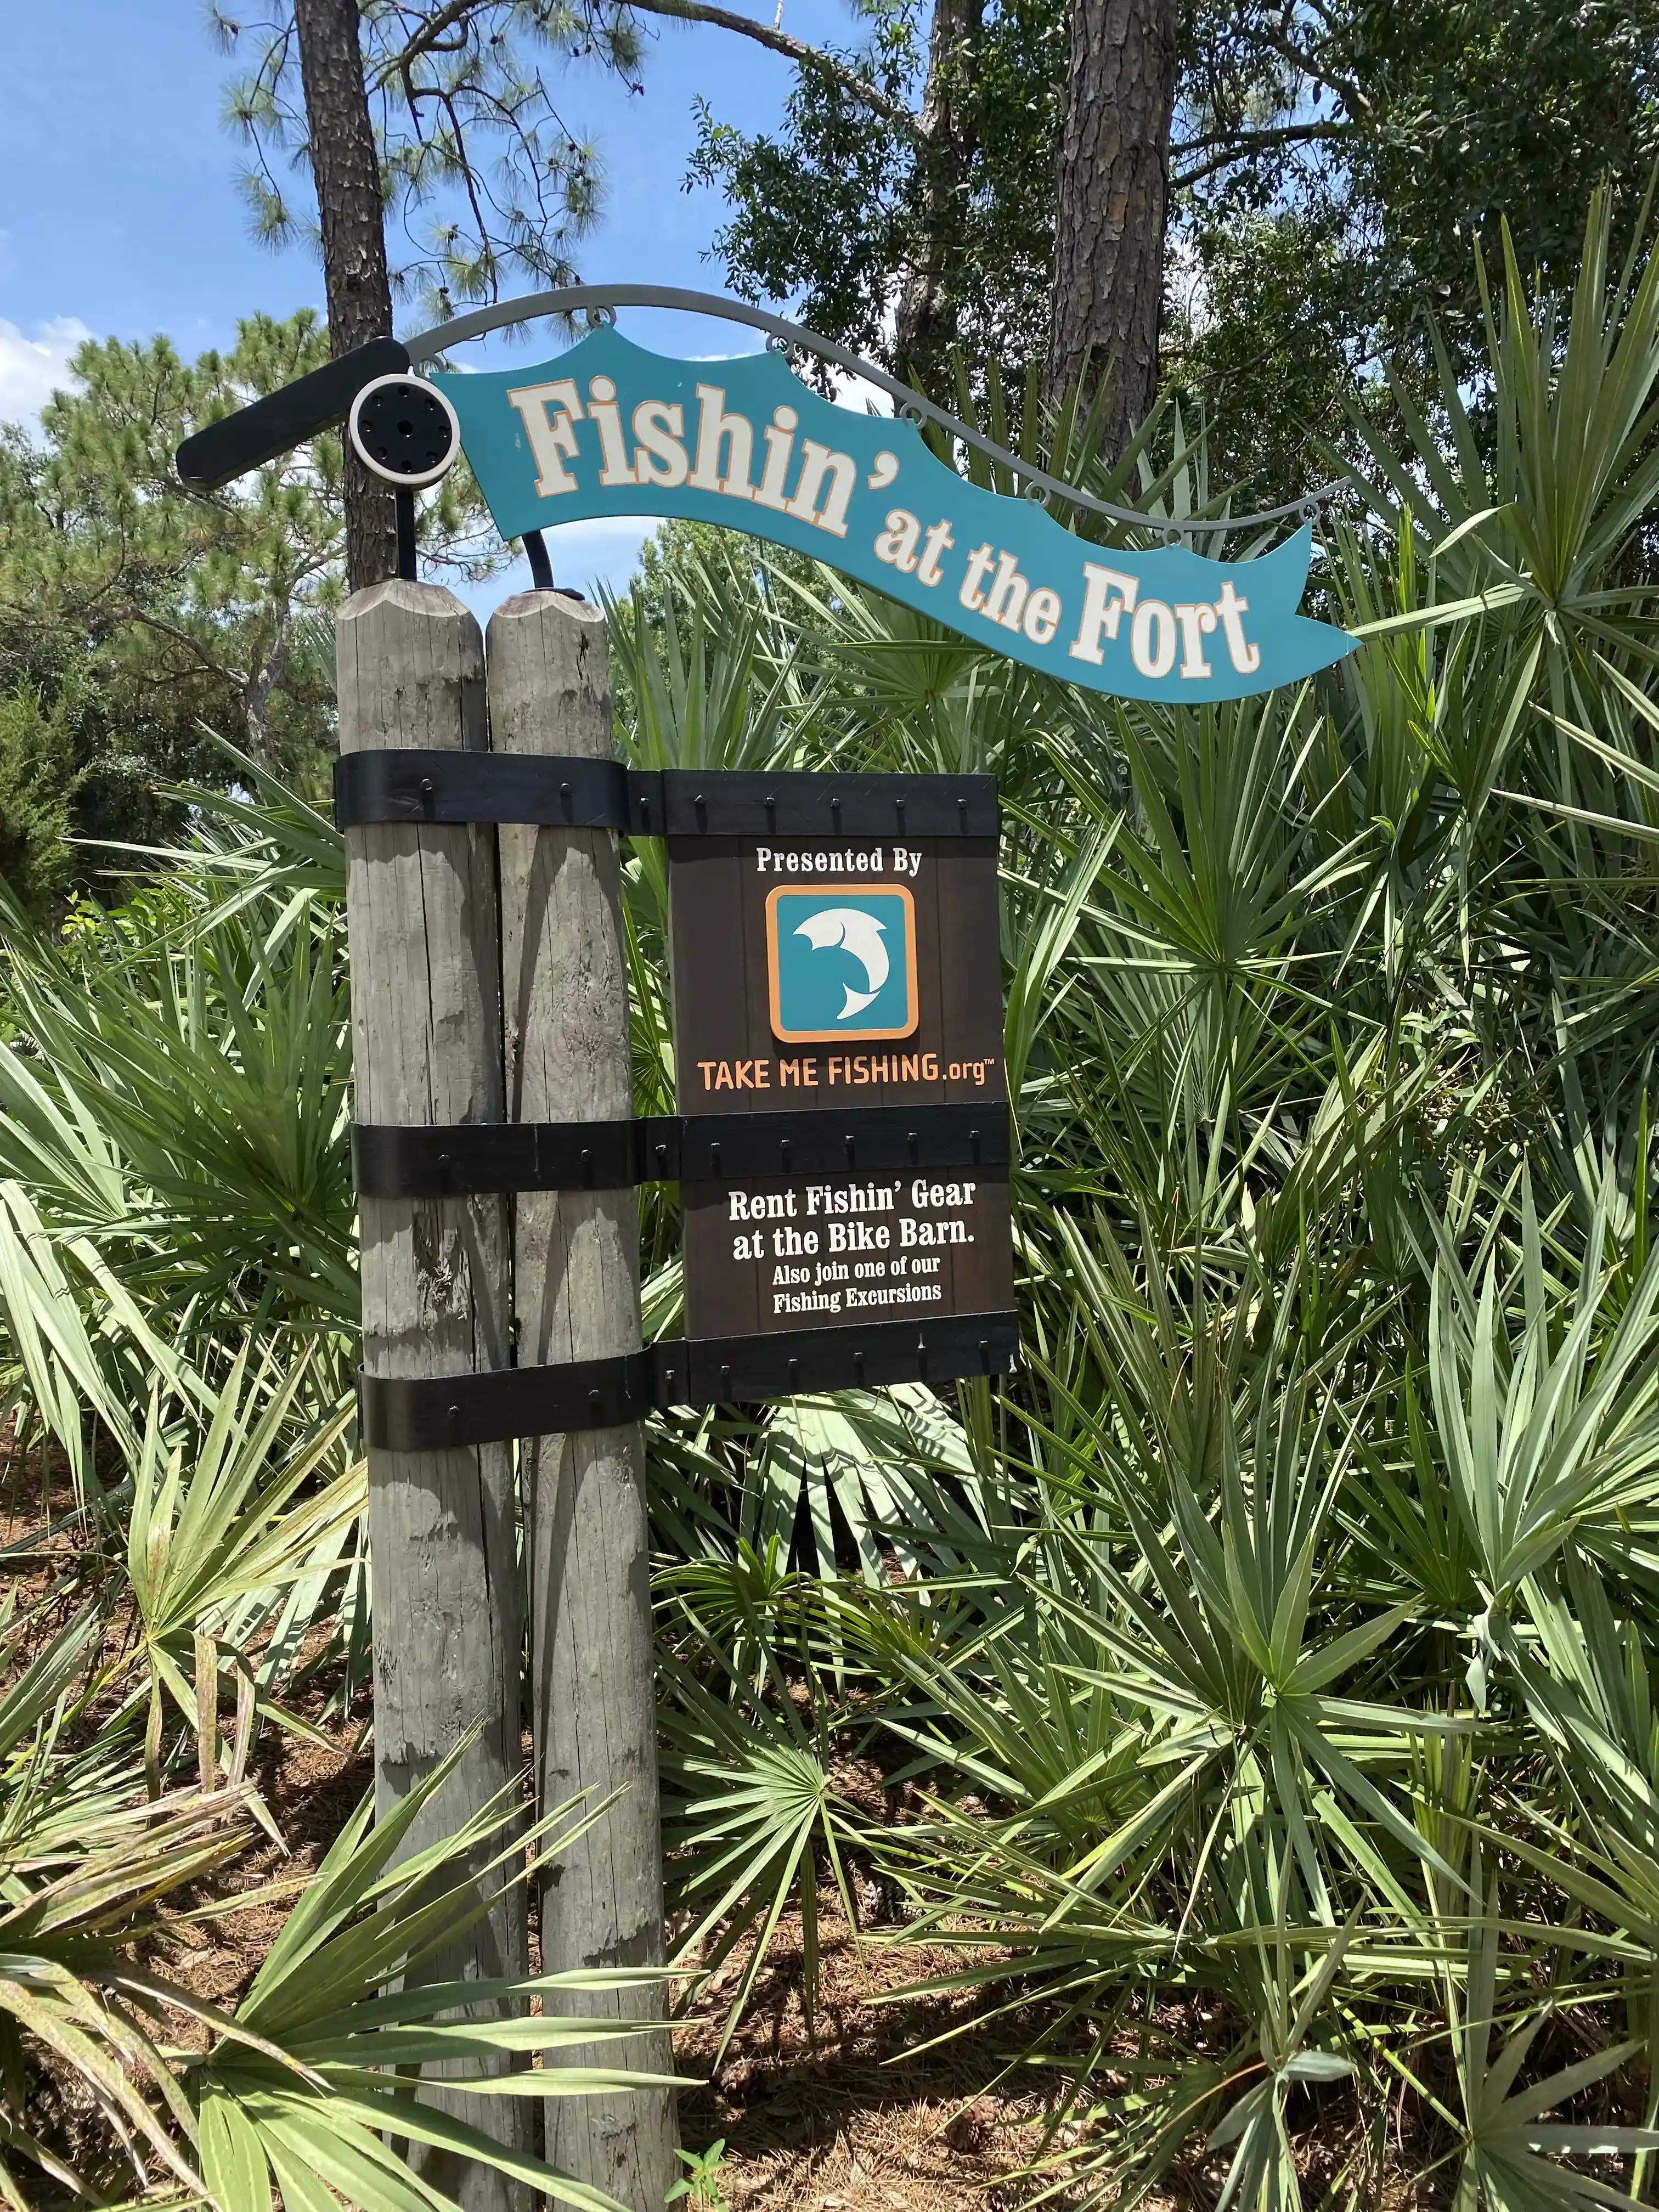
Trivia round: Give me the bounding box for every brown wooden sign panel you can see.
[669,831,1014,1341]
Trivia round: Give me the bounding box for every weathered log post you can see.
[337,578,530,2212]
[488,586,679,2211]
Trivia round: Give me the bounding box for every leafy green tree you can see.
[1169,0,1659,487]
[0,686,81,916]
[688,0,1064,383]
[686,0,1064,386]
[0,309,486,881]
[217,0,642,321]
[0,314,341,797]
[687,0,1659,490]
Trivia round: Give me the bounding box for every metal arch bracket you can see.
[400,283,1352,542]
[172,284,1350,545]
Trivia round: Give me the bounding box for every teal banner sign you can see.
[436,329,1354,701]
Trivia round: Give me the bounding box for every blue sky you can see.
[0,0,862,605]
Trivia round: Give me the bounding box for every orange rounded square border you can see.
[765,882,920,1044]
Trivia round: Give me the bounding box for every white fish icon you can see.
[794,907,890,1018]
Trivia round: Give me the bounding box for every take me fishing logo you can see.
[766,885,919,1043]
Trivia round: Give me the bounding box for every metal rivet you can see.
[420,777,435,798]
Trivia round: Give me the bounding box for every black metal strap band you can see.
[359,1351,649,1451]
[353,1118,646,1197]
[675,1103,1008,1181]
[357,1307,1019,1447]
[651,1308,1019,1407]
[334,757,998,840]
[335,752,630,830]
[655,770,997,839]
[352,1102,1011,1198]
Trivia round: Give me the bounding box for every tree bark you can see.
[294,0,398,588]
[893,0,985,384]
[1045,0,1179,453]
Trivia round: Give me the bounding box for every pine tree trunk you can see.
[293,0,398,589]
[893,0,985,385]
[1045,0,1178,453]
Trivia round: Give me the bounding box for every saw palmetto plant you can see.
[640,188,1659,2209]
[12,183,1659,2208]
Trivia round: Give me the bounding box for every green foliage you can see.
[689,0,1065,378]
[0,315,342,806]
[667,2135,733,2210]
[1170,0,1659,483]
[692,0,1658,495]
[190,1745,678,2212]
[15,178,1659,2210]
[212,2,645,321]
[658,1561,865,2061]
[0,763,356,1460]
[0,312,493,882]
[634,188,1659,2205]
[1,1640,674,2210]
[0,687,80,916]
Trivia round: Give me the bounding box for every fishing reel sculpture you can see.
[176,340,493,584]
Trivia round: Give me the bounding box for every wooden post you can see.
[337,579,530,2212]
[488,588,679,2211]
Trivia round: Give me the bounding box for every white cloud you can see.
[0,314,92,430]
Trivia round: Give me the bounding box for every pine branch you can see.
[369,0,917,138]
[368,0,487,89]
[1257,24,1369,116]
[1172,117,1358,191]
[620,0,921,136]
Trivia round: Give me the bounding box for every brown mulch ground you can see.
[4,1435,1068,2209]
[201,1716,1061,2209]
[673,1891,1056,2210]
